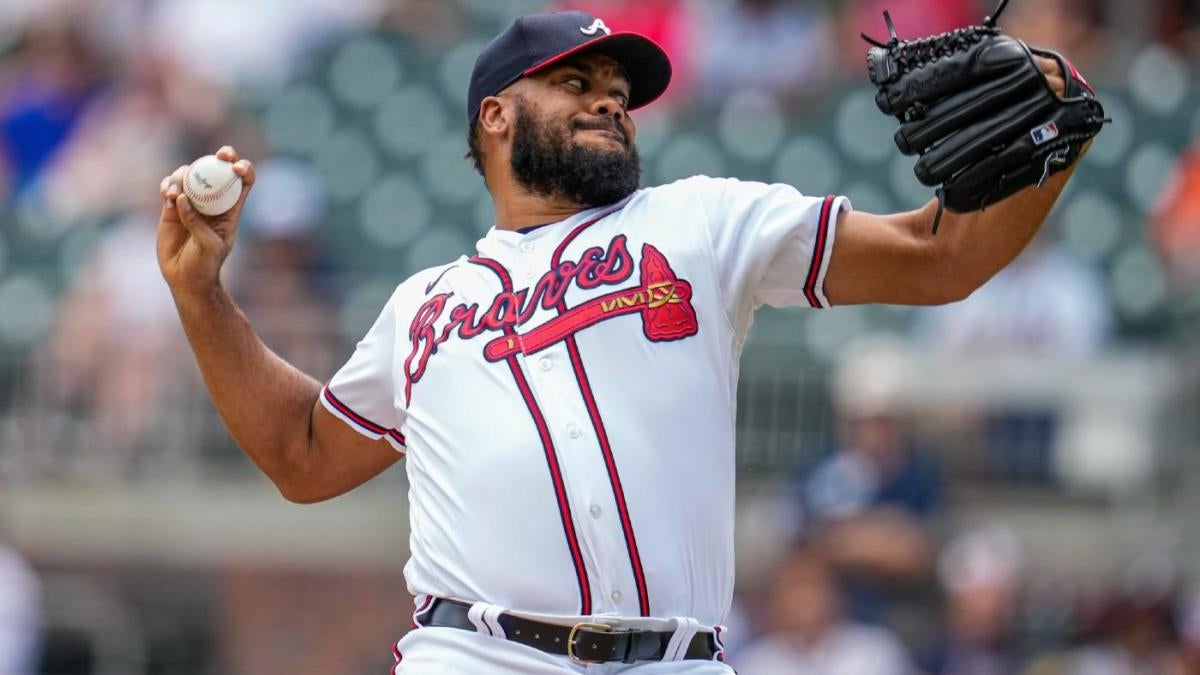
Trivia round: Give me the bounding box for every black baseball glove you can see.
[863,0,1108,232]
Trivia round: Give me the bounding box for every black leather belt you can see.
[419,598,718,665]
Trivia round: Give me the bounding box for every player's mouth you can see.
[575,121,627,147]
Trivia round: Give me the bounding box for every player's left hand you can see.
[1034,54,1066,98]
[861,2,1107,227]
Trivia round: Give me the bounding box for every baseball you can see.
[183,154,243,216]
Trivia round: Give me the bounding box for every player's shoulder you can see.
[385,257,469,308]
[635,175,801,207]
[636,174,742,198]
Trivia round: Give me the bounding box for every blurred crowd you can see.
[734,523,1200,675]
[2,0,1200,673]
[729,337,1200,675]
[1,0,1183,481]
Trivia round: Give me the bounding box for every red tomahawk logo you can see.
[484,244,698,361]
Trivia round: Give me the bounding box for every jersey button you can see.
[611,591,623,604]
[538,358,552,371]
[567,425,581,439]
[589,504,602,519]
[520,241,535,253]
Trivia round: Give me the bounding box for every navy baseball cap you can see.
[467,11,672,123]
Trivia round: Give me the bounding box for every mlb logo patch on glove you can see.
[1031,122,1060,146]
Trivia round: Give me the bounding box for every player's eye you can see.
[563,77,586,91]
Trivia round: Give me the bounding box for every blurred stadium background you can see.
[2,0,1200,673]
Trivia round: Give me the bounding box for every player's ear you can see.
[478,97,510,139]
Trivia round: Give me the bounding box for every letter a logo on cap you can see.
[580,18,611,36]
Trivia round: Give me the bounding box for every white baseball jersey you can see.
[321,175,849,636]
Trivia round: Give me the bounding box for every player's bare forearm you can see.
[818,510,933,580]
[913,147,1083,300]
[171,284,324,488]
[827,146,1084,307]
[159,148,398,502]
[171,282,398,503]
[158,149,326,498]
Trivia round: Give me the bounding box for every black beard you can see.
[509,99,641,208]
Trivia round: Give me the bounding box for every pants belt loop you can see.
[713,625,728,662]
[663,616,701,661]
[483,603,507,639]
[467,602,507,639]
[412,594,435,627]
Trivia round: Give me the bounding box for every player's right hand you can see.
[156,146,255,296]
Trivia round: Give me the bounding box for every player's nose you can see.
[590,96,625,122]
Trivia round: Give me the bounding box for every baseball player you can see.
[156,8,1103,673]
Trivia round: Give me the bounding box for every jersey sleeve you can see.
[694,176,851,329]
[320,288,408,452]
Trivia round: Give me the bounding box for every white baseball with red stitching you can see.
[183,154,243,216]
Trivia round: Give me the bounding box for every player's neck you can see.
[490,190,587,232]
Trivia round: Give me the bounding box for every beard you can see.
[509,97,641,207]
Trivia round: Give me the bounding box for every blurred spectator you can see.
[795,338,941,621]
[143,0,383,90]
[1153,143,1200,292]
[0,535,41,675]
[1001,0,1112,75]
[38,56,193,225]
[1027,597,1186,675]
[922,526,1025,675]
[0,15,106,198]
[1026,554,1187,675]
[913,237,1112,485]
[734,545,911,675]
[1178,586,1200,674]
[1153,0,1200,51]
[913,238,1112,357]
[691,0,835,109]
[379,0,468,47]
[11,210,187,480]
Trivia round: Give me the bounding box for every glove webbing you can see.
[861,0,1012,53]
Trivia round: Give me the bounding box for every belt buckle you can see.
[566,622,615,665]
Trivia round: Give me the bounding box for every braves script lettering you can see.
[404,236,632,400]
[402,236,699,402]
